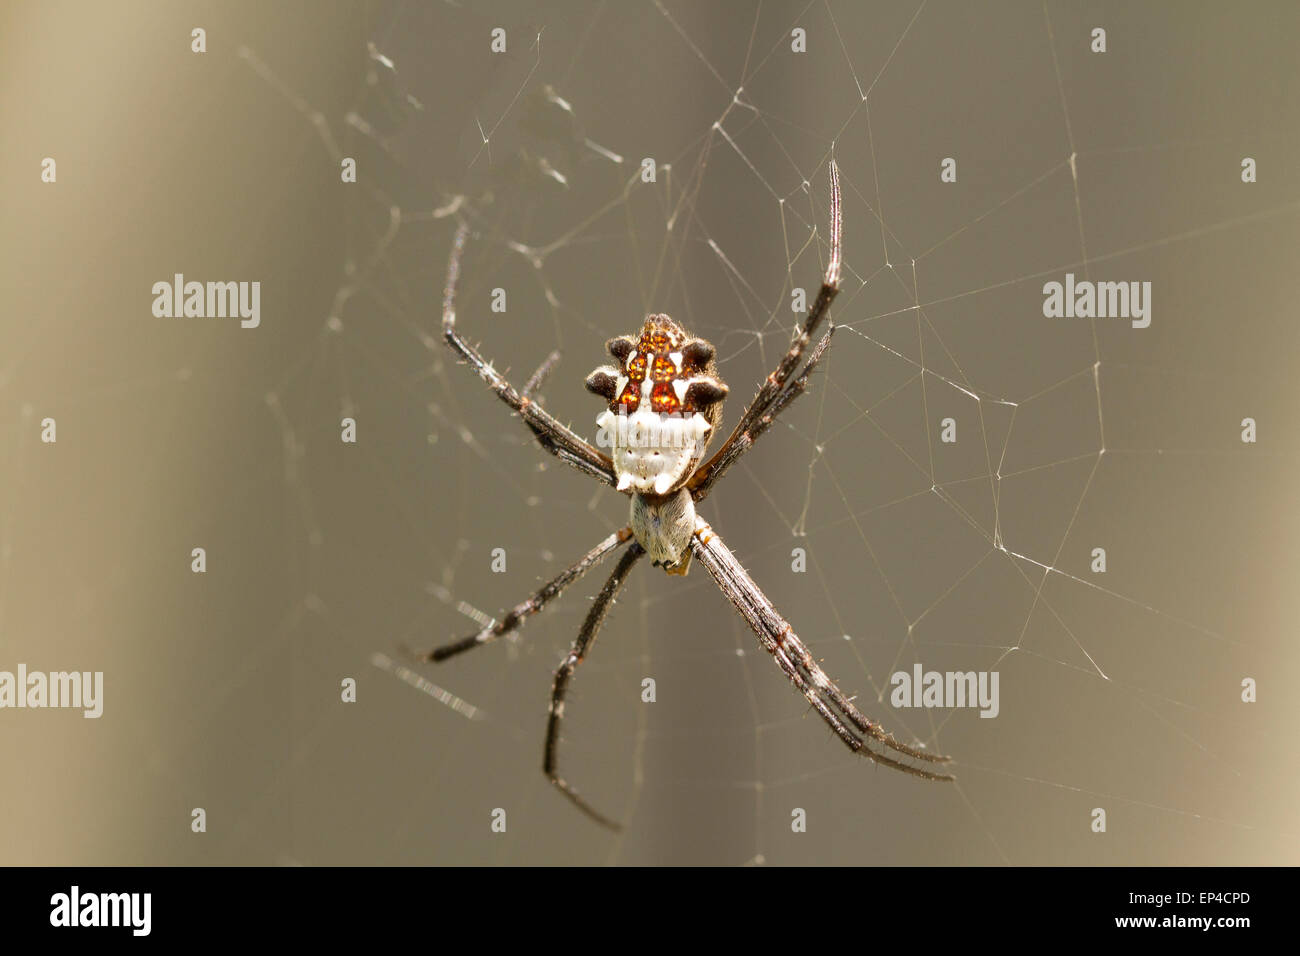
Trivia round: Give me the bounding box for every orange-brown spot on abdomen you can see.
[650,383,679,413]
[618,384,640,411]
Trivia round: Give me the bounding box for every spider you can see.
[429,161,953,830]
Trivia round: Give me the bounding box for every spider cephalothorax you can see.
[432,161,953,831]
[584,315,729,573]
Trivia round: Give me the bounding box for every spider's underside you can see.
[429,161,953,830]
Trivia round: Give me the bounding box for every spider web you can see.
[3,0,1298,866]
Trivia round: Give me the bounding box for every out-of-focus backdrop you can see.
[2,0,1297,865]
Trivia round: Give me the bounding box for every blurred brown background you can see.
[1,0,1297,865]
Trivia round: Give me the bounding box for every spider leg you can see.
[770,645,948,778]
[523,349,562,399]
[545,541,644,831]
[424,528,634,662]
[689,518,954,780]
[441,223,618,488]
[690,161,842,500]
[693,325,835,501]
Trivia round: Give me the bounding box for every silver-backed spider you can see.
[429,162,953,830]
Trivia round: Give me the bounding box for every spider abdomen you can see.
[589,313,729,497]
[596,406,711,495]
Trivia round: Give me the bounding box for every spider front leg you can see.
[545,542,644,831]
[424,528,634,662]
[441,222,618,488]
[690,160,843,501]
[690,518,954,780]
